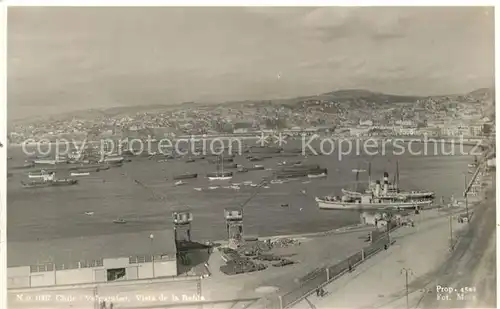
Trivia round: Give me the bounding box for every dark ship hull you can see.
[206,171,233,178]
[21,179,78,188]
[173,173,198,180]
[275,167,327,179]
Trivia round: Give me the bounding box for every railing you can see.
[249,226,398,309]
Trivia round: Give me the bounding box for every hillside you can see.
[11,87,493,125]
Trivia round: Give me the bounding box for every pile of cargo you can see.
[271,237,301,248]
[220,257,267,275]
[254,254,282,261]
[272,259,295,267]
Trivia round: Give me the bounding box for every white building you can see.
[7,230,178,288]
[396,127,417,136]
[395,120,416,127]
[359,120,373,127]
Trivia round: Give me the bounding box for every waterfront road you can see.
[418,174,496,309]
[291,179,495,309]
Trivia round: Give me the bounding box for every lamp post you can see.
[150,233,155,278]
[449,214,454,251]
[400,268,413,309]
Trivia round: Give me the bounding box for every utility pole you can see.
[400,268,413,309]
[464,173,469,221]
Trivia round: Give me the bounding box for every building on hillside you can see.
[442,125,471,137]
[395,120,416,127]
[395,127,417,136]
[7,230,177,288]
[359,120,373,127]
[468,124,484,136]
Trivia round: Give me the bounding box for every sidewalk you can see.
[292,209,467,309]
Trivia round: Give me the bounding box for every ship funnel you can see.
[383,172,389,182]
[383,180,389,194]
[375,180,381,197]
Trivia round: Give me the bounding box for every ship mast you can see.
[221,154,224,175]
[354,165,360,192]
[395,160,400,191]
[368,161,372,185]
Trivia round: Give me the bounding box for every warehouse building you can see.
[7,230,177,288]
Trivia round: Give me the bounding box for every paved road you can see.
[417,175,496,308]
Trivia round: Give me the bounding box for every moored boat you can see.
[28,170,48,179]
[316,195,432,210]
[342,161,435,200]
[175,180,186,186]
[21,172,78,188]
[70,172,90,177]
[173,173,198,180]
[207,172,233,181]
[21,178,78,188]
[308,172,327,179]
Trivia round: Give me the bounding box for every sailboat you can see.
[207,155,233,181]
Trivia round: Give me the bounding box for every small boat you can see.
[84,211,94,216]
[209,175,233,181]
[28,170,48,179]
[185,158,196,163]
[352,169,367,173]
[99,155,124,164]
[173,173,198,180]
[271,180,284,184]
[193,188,202,191]
[237,167,249,173]
[248,156,263,162]
[175,180,186,186]
[248,165,265,171]
[281,204,289,207]
[468,156,479,168]
[113,218,127,224]
[33,159,58,165]
[70,172,90,177]
[308,173,327,179]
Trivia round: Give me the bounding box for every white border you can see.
[495,5,500,309]
[1,3,498,309]
[0,2,6,309]
[4,0,498,6]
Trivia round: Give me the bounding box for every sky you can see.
[8,6,495,120]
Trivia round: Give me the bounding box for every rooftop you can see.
[8,229,176,268]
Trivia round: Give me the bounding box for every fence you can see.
[253,226,399,309]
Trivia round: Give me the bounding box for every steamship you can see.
[341,162,434,199]
[316,179,433,210]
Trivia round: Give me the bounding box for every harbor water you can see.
[7,140,476,243]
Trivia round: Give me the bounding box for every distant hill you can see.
[467,87,495,102]
[11,87,494,125]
